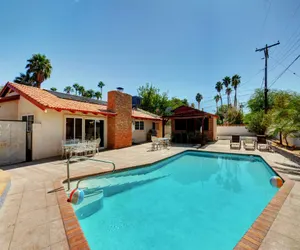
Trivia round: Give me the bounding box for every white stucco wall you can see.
[132,119,161,143]
[32,110,64,160]
[17,97,108,160]
[0,100,19,120]
[17,97,64,160]
[217,126,255,139]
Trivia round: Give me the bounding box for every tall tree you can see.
[215,81,223,106]
[64,86,74,94]
[98,81,105,100]
[195,93,203,110]
[73,83,80,95]
[50,87,57,91]
[78,86,85,96]
[84,89,95,98]
[232,74,241,108]
[26,54,52,88]
[222,76,231,88]
[214,95,220,112]
[94,91,102,100]
[137,83,188,115]
[14,73,34,86]
[225,87,232,106]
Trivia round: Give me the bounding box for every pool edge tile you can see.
[234,179,295,250]
[55,179,90,250]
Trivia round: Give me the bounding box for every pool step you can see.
[75,188,104,220]
[81,171,167,197]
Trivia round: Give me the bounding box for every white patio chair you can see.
[151,136,159,151]
[71,143,87,157]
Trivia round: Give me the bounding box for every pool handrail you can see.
[66,156,116,190]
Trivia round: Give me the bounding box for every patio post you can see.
[162,118,165,137]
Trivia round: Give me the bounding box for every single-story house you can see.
[163,106,217,143]
[0,82,162,162]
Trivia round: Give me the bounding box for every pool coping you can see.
[54,150,295,250]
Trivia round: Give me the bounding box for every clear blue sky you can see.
[1,0,300,113]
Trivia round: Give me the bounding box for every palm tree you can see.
[14,73,34,86]
[222,76,231,88]
[50,87,57,91]
[232,74,241,108]
[94,91,102,100]
[73,83,80,95]
[98,81,105,100]
[26,54,52,88]
[214,95,220,112]
[64,86,74,94]
[225,87,232,106]
[78,86,85,96]
[84,89,95,98]
[195,93,203,110]
[215,81,223,106]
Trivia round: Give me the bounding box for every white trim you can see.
[134,120,145,131]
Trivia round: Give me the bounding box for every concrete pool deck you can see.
[0,141,299,250]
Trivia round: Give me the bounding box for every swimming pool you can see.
[71,150,279,250]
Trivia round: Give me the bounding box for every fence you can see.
[217,125,255,139]
[0,121,26,165]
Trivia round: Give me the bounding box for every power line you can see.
[202,69,263,102]
[272,2,300,57]
[269,55,300,78]
[269,54,300,88]
[258,0,273,46]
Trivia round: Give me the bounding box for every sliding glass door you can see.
[85,119,105,147]
[66,118,82,140]
[65,117,105,147]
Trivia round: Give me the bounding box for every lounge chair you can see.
[257,135,269,151]
[230,135,241,149]
[243,138,256,150]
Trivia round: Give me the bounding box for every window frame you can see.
[135,120,145,131]
[65,117,83,140]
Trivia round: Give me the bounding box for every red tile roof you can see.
[2,82,115,116]
[132,109,162,121]
[0,82,161,121]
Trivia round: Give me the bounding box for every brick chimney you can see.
[107,90,132,149]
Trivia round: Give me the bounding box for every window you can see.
[22,115,34,132]
[152,122,156,130]
[135,121,144,130]
[66,118,82,140]
[204,118,209,131]
[175,119,186,130]
[196,118,209,131]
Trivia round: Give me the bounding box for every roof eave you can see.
[132,115,162,121]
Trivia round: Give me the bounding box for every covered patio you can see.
[162,106,218,144]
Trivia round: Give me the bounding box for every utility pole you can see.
[255,41,280,113]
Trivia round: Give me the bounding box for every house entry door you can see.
[22,115,34,162]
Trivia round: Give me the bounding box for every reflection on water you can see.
[171,156,220,185]
[215,157,242,193]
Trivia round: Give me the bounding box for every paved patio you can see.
[0,141,299,250]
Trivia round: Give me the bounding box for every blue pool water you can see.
[72,151,279,250]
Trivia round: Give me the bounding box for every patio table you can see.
[157,138,171,148]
